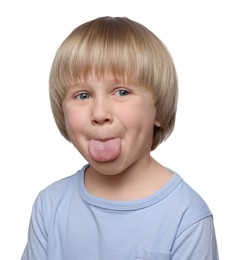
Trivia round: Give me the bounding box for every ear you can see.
[154,119,161,127]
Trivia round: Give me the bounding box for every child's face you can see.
[63,75,160,175]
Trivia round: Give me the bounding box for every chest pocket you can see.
[135,247,171,260]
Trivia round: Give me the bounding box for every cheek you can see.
[63,106,84,134]
[120,106,156,134]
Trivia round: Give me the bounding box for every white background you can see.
[0,0,237,259]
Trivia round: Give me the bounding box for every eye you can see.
[115,89,130,96]
[75,92,90,100]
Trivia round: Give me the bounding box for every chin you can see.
[88,159,129,176]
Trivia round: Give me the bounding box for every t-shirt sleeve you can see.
[171,216,219,260]
[21,194,48,260]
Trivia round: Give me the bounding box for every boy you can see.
[22,16,219,259]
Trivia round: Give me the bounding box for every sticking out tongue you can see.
[88,138,121,162]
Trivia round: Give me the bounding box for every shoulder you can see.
[34,165,87,210]
[179,176,211,215]
[168,170,211,212]
[31,174,75,217]
[167,170,212,235]
[41,173,76,196]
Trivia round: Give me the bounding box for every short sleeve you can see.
[171,216,219,260]
[21,194,48,260]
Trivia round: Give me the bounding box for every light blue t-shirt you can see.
[22,165,219,259]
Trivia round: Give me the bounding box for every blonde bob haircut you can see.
[49,16,178,150]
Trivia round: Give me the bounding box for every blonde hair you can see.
[49,16,178,150]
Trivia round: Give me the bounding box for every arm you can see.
[171,216,219,260]
[21,195,48,260]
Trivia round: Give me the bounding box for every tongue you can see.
[88,138,121,162]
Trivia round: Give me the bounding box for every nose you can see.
[91,99,113,125]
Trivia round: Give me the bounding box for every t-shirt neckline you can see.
[77,164,182,211]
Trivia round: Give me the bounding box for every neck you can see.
[84,156,172,201]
